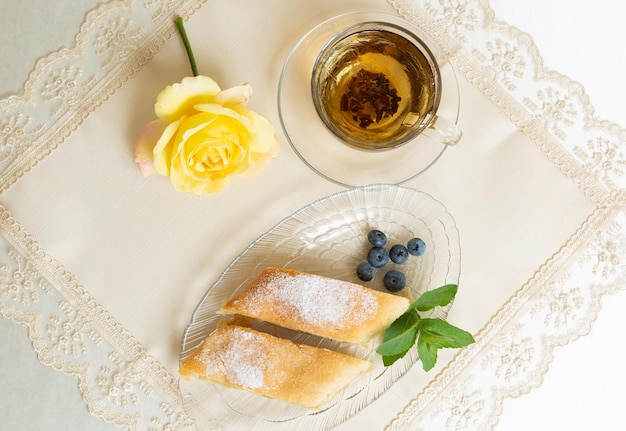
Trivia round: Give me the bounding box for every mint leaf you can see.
[381,310,419,343]
[409,284,458,312]
[418,318,475,348]
[417,335,438,371]
[381,351,408,367]
[376,311,419,357]
[378,283,474,371]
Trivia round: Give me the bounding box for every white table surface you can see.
[1,1,624,430]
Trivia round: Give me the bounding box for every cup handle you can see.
[423,115,462,146]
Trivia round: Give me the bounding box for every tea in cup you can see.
[312,22,461,150]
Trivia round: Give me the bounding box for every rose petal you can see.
[134,120,168,177]
[194,103,251,127]
[245,110,278,154]
[155,75,221,123]
[153,119,184,176]
[240,111,279,178]
[136,160,157,177]
[214,83,251,108]
[240,138,280,178]
[169,163,231,195]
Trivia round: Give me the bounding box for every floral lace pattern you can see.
[387,209,626,430]
[0,207,206,430]
[0,0,210,430]
[0,0,207,193]
[385,0,626,429]
[0,0,624,430]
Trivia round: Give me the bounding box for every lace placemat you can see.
[0,0,624,430]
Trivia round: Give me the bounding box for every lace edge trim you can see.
[386,202,625,429]
[0,0,209,194]
[0,202,206,430]
[386,0,626,428]
[0,0,624,429]
[388,0,626,197]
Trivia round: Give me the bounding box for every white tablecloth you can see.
[1,0,624,430]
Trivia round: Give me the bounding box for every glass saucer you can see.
[278,12,460,187]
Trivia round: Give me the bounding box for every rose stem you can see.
[174,17,199,77]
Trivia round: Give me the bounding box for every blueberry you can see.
[367,229,387,247]
[367,247,389,268]
[407,238,426,256]
[383,270,406,292]
[356,262,375,282]
[389,244,409,264]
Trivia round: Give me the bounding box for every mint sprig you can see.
[376,284,474,371]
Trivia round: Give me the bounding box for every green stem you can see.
[174,17,199,77]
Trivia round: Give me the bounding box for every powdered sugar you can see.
[249,270,378,328]
[199,326,267,390]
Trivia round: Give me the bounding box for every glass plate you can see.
[179,184,461,430]
[277,12,461,187]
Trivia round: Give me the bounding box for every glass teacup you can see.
[312,21,461,151]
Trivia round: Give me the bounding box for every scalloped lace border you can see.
[0,0,625,430]
[386,0,626,429]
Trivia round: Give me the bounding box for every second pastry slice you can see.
[179,324,373,409]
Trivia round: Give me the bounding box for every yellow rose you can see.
[134,75,279,194]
